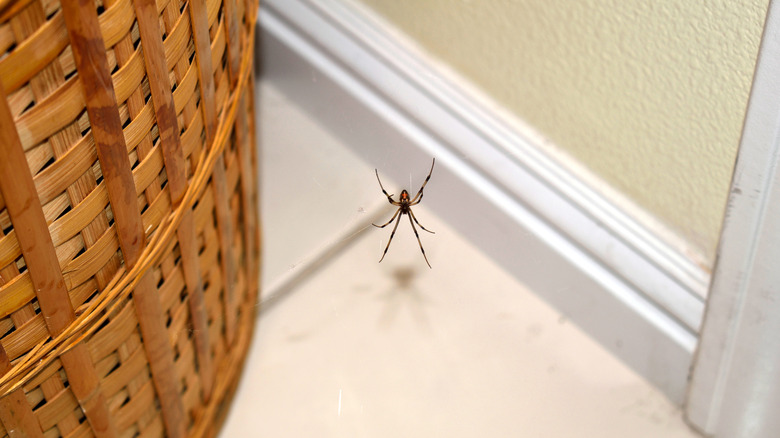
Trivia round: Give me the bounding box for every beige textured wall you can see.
[355,0,768,265]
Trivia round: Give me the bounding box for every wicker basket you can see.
[0,0,259,434]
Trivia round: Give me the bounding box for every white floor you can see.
[219,82,701,437]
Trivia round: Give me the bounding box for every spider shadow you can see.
[376,265,432,332]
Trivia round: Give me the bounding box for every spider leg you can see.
[410,190,424,206]
[378,213,403,263]
[409,158,435,204]
[373,208,401,228]
[375,169,401,206]
[408,214,432,268]
[409,209,434,234]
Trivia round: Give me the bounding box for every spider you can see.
[373,158,436,268]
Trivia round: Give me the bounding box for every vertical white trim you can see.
[259,0,707,403]
[686,1,780,436]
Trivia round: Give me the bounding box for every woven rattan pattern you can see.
[0,0,259,435]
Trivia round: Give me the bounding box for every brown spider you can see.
[373,158,436,268]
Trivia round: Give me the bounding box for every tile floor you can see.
[219,82,701,437]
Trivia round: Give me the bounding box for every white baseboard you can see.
[258,0,708,403]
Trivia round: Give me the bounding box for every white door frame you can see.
[686,0,780,436]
